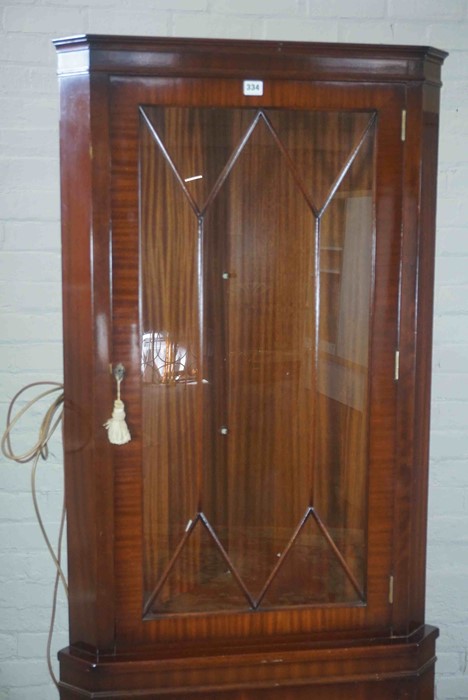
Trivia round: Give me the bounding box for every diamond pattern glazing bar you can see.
[141,106,375,616]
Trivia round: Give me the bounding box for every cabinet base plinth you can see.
[58,625,438,699]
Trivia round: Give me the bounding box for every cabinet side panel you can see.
[410,86,441,626]
[394,83,441,632]
[60,73,114,649]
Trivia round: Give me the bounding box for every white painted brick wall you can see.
[0,1,466,698]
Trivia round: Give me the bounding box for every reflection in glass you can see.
[142,331,198,385]
[140,106,375,616]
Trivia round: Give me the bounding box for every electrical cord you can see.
[1,381,67,690]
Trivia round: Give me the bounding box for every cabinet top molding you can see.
[53,34,447,85]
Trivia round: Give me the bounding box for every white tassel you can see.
[104,376,131,445]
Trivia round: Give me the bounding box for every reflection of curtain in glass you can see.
[140,111,200,604]
[337,196,373,368]
[141,108,200,353]
[314,118,374,596]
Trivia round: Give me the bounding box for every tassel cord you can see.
[104,370,131,445]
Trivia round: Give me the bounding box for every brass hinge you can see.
[401,110,407,142]
[394,350,400,381]
[389,575,394,604]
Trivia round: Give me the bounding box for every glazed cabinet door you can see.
[109,76,404,648]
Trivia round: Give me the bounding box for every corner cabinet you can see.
[54,36,446,700]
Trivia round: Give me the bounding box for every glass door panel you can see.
[140,106,375,616]
[314,121,375,597]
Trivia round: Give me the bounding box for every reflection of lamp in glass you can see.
[141,331,198,385]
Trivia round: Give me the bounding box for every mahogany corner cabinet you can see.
[54,36,447,699]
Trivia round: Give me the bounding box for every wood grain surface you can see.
[55,35,446,699]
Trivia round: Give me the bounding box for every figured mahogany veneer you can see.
[54,36,446,699]
[58,626,438,699]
